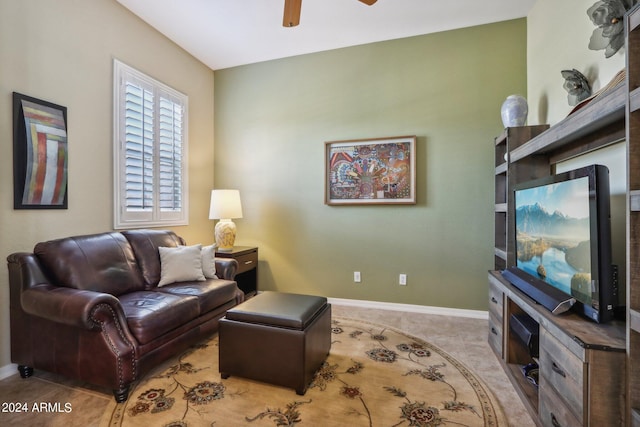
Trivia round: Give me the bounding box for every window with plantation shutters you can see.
[113,59,189,228]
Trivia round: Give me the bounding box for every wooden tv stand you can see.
[489,271,625,426]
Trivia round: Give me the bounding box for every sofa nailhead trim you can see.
[90,303,137,391]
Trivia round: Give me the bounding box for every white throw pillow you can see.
[201,244,218,279]
[158,245,206,286]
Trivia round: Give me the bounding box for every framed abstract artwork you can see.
[13,92,68,209]
[325,135,416,205]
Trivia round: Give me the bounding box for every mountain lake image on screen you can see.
[515,175,593,305]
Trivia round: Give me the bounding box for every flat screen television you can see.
[511,164,617,323]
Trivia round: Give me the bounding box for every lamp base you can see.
[215,219,237,252]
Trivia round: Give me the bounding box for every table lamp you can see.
[209,189,243,252]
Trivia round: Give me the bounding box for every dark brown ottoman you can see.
[219,291,331,395]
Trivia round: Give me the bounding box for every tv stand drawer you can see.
[488,280,504,320]
[488,312,502,357]
[539,381,582,427]
[539,328,584,422]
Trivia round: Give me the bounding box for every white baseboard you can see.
[327,297,488,320]
[0,363,17,381]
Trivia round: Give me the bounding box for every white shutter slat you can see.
[123,80,154,211]
[157,96,182,212]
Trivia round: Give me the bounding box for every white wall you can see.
[527,0,627,125]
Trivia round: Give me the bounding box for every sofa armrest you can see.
[21,284,125,330]
[8,251,129,330]
[215,258,238,280]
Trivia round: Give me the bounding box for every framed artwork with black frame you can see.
[13,92,68,209]
[325,135,416,205]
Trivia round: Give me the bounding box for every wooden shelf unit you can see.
[493,125,548,271]
[627,5,640,425]
[491,35,630,423]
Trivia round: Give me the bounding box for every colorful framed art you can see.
[13,92,68,209]
[325,135,416,205]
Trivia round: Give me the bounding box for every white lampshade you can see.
[209,189,243,220]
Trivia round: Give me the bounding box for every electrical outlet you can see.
[399,274,407,286]
[354,271,361,283]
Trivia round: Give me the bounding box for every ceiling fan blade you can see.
[358,0,378,5]
[283,0,302,27]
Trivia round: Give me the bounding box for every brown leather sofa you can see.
[7,229,244,402]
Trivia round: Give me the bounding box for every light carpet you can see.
[101,317,506,426]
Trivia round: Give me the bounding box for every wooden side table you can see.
[216,246,258,297]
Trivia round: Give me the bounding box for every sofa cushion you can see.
[201,244,217,279]
[158,245,206,286]
[122,230,185,288]
[34,232,145,296]
[119,291,200,345]
[156,279,239,314]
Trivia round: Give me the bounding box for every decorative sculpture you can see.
[587,0,637,58]
[561,69,592,106]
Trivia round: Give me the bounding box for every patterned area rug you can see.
[101,317,506,426]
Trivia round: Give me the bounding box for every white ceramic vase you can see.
[500,95,528,127]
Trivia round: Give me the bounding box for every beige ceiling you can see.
[116,0,536,70]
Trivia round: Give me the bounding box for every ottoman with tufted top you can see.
[218,291,331,395]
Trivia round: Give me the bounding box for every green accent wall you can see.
[214,19,527,310]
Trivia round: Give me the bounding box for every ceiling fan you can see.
[283,0,378,27]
